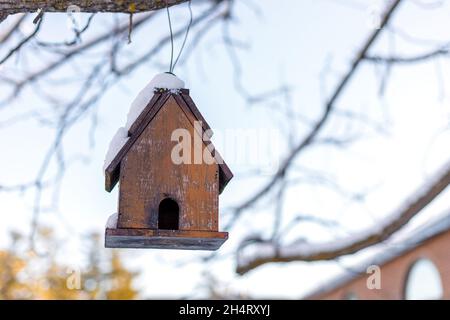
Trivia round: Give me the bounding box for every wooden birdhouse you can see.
[104,81,233,251]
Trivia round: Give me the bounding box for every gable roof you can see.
[105,89,233,194]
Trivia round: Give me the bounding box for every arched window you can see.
[404,258,443,300]
[158,198,179,230]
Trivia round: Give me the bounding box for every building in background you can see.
[307,212,450,300]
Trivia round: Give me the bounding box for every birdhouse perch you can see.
[103,74,233,251]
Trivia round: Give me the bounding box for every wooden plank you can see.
[106,228,228,239]
[218,155,234,193]
[175,94,233,193]
[180,92,212,134]
[128,93,162,136]
[105,228,228,250]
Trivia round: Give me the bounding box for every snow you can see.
[103,73,185,173]
[237,234,369,268]
[106,213,118,229]
[125,73,185,130]
[103,127,129,171]
[237,160,450,270]
[103,73,184,172]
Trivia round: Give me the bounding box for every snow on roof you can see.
[103,73,185,172]
[103,127,129,172]
[305,209,450,298]
[125,73,185,131]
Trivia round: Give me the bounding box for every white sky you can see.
[0,0,450,298]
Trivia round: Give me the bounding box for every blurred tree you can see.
[83,232,139,299]
[0,228,139,299]
[106,251,139,300]
[0,250,28,299]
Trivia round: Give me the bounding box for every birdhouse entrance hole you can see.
[158,198,179,230]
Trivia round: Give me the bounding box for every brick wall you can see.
[311,230,450,300]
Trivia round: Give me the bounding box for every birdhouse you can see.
[104,78,233,251]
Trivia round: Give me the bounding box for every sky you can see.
[0,0,450,298]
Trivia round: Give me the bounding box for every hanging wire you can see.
[172,0,193,71]
[166,0,193,74]
[166,4,174,73]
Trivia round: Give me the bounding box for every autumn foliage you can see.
[0,228,139,299]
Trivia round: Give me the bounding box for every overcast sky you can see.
[1,0,450,298]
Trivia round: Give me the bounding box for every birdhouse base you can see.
[105,228,228,251]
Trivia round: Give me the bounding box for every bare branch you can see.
[228,0,404,225]
[36,13,96,47]
[0,13,26,44]
[365,44,450,64]
[0,0,188,17]
[236,160,450,274]
[0,14,43,64]
[0,13,155,105]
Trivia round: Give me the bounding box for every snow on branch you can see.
[236,160,450,275]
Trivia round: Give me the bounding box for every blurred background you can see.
[0,0,449,299]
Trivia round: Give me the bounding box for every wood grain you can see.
[117,96,219,232]
[105,228,228,250]
[105,92,233,193]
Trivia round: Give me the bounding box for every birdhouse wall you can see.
[117,96,219,231]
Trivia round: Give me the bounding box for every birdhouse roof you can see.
[104,89,233,194]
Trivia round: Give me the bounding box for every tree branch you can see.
[0,0,188,16]
[0,13,26,44]
[236,160,450,274]
[365,44,450,64]
[228,0,404,224]
[0,12,7,23]
[0,13,155,105]
[0,14,43,64]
